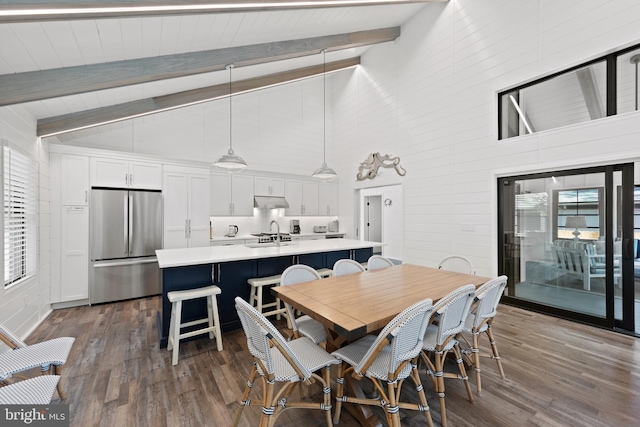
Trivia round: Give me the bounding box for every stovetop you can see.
[250,233,292,243]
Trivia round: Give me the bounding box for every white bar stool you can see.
[167,284,223,366]
[317,268,333,278]
[248,275,286,319]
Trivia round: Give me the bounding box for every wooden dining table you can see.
[272,263,490,426]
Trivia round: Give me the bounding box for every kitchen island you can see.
[155,239,382,348]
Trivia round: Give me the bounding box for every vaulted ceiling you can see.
[0,1,444,141]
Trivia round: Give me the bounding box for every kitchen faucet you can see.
[270,220,280,245]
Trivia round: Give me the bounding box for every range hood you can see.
[254,196,289,209]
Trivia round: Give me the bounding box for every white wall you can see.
[331,0,640,277]
[0,105,50,350]
[57,76,333,178]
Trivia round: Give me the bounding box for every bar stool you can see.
[167,284,223,366]
[248,275,286,319]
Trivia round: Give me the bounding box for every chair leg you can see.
[209,295,223,351]
[409,360,433,427]
[256,286,263,314]
[260,376,275,427]
[434,350,447,427]
[333,362,345,424]
[471,331,483,396]
[171,301,183,366]
[322,366,333,427]
[486,325,505,379]
[49,365,66,400]
[386,381,401,427]
[167,301,176,351]
[233,365,259,427]
[453,344,473,403]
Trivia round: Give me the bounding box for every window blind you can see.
[4,144,37,288]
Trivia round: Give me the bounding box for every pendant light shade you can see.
[215,64,247,173]
[312,49,337,182]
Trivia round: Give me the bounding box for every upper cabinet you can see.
[285,179,319,216]
[318,182,339,216]
[211,171,254,216]
[59,154,90,206]
[254,176,285,197]
[91,157,162,190]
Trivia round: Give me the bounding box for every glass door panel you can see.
[498,164,635,333]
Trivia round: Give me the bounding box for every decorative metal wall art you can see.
[356,152,406,181]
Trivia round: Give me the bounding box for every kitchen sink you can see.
[244,242,293,248]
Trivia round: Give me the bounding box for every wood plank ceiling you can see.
[0,0,444,140]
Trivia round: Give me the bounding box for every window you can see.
[4,143,37,288]
[554,188,602,240]
[498,42,640,140]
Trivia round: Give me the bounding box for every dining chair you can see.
[332,259,366,276]
[419,284,476,427]
[0,375,61,405]
[233,297,340,427]
[280,264,327,344]
[366,255,394,270]
[437,255,476,275]
[0,323,74,399]
[456,275,508,396]
[332,298,435,427]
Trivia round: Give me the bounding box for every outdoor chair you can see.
[456,275,508,396]
[233,297,339,426]
[419,284,476,427]
[332,259,366,276]
[437,255,476,275]
[280,264,327,344]
[332,298,435,427]
[0,375,61,405]
[0,323,74,399]
[366,255,394,270]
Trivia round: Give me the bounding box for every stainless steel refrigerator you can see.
[90,188,163,304]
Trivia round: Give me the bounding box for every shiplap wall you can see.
[58,75,332,178]
[332,0,640,277]
[0,105,50,349]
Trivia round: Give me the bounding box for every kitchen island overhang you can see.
[155,239,383,348]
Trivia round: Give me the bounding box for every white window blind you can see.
[4,143,37,288]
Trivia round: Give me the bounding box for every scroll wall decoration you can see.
[356,152,406,181]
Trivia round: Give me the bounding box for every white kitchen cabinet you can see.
[318,181,339,216]
[211,171,254,216]
[60,154,89,206]
[285,179,318,216]
[91,157,162,190]
[59,206,89,302]
[163,165,210,249]
[254,176,285,196]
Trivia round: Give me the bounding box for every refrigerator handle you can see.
[128,194,133,256]
[123,193,128,255]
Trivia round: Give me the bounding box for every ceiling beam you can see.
[0,1,443,23]
[0,26,398,107]
[37,57,360,137]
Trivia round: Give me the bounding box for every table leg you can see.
[343,376,383,427]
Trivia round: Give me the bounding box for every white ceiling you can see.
[0,3,428,139]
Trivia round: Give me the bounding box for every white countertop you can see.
[156,238,381,268]
[209,232,344,242]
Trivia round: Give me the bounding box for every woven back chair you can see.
[332,259,366,276]
[233,297,339,427]
[457,275,508,396]
[420,284,476,427]
[280,264,326,344]
[0,323,74,399]
[0,375,60,405]
[437,255,476,275]
[332,298,435,427]
[367,255,394,271]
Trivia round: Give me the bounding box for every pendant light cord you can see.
[228,64,233,151]
[323,49,327,163]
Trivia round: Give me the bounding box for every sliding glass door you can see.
[498,164,636,334]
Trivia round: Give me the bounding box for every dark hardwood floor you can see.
[26,296,640,426]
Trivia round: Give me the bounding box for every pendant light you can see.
[312,49,338,181]
[214,64,247,173]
